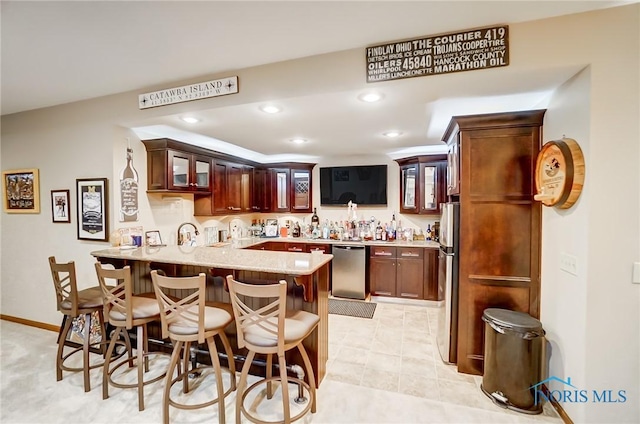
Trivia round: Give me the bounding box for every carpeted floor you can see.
[328,298,376,319]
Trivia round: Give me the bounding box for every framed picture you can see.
[2,168,40,213]
[145,230,164,246]
[51,189,71,223]
[76,178,108,241]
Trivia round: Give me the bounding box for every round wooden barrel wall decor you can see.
[534,137,585,209]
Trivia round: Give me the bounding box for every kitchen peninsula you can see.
[91,244,331,387]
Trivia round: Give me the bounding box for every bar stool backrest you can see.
[226,277,287,354]
[150,270,207,344]
[48,256,80,316]
[94,263,134,330]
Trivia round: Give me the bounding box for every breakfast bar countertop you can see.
[91,244,333,276]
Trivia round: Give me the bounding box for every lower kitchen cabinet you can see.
[396,248,424,299]
[370,255,397,296]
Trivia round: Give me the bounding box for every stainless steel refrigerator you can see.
[437,202,460,364]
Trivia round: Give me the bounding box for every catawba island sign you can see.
[366,25,508,83]
[139,76,238,109]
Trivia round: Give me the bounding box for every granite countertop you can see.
[231,237,440,249]
[91,245,333,276]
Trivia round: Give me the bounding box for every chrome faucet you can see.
[177,222,199,246]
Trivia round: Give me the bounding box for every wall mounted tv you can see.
[320,165,387,206]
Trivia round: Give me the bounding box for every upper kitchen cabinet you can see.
[143,139,212,193]
[253,168,272,213]
[291,167,312,213]
[270,165,314,213]
[396,155,447,215]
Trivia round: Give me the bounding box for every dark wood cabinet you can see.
[396,248,424,299]
[396,155,447,216]
[144,138,315,217]
[142,139,212,193]
[270,166,314,213]
[240,165,254,213]
[290,168,312,213]
[369,246,425,299]
[252,168,271,213]
[443,110,544,375]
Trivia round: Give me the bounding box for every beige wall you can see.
[1,4,639,422]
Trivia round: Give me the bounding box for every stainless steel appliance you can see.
[437,202,460,364]
[332,245,366,300]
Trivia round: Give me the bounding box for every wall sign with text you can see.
[139,76,238,109]
[366,25,509,83]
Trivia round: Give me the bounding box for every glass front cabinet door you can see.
[397,155,447,215]
[273,169,289,212]
[291,169,311,212]
[400,163,418,214]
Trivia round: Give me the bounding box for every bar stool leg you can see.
[266,353,274,399]
[136,324,145,411]
[163,340,183,424]
[237,350,256,424]
[56,317,73,382]
[103,326,122,400]
[218,331,236,391]
[206,336,226,424]
[82,313,92,392]
[298,344,317,413]
[182,341,191,394]
[278,353,291,424]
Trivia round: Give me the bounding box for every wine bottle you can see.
[311,208,320,227]
[119,147,139,222]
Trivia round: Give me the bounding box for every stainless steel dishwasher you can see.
[331,245,366,300]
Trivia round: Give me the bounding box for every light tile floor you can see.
[0,300,563,423]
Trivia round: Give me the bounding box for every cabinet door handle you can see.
[401,253,419,257]
[230,207,241,211]
[375,252,393,256]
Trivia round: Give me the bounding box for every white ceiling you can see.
[1,1,631,160]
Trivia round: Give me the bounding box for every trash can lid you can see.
[482,308,543,333]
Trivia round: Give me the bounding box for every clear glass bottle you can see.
[119,147,139,222]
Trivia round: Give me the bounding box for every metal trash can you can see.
[480,308,545,414]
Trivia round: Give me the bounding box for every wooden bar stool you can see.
[226,276,318,424]
[48,256,127,392]
[150,270,236,424]
[95,262,166,411]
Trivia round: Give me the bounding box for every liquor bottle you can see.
[311,208,320,228]
[426,224,432,241]
[390,212,397,240]
[119,147,139,222]
[375,221,383,240]
[292,221,301,238]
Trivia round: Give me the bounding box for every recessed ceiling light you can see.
[259,104,282,114]
[383,131,403,138]
[290,138,308,144]
[358,92,384,103]
[180,116,200,124]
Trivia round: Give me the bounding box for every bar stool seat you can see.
[48,256,128,393]
[95,262,167,411]
[151,270,236,424]
[226,276,318,424]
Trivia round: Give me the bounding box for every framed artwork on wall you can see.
[76,178,108,241]
[2,168,40,213]
[51,189,71,223]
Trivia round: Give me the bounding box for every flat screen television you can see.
[320,165,387,206]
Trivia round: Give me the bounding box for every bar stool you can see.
[226,276,319,424]
[95,262,166,411]
[150,270,236,424]
[48,256,127,392]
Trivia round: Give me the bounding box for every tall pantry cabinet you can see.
[444,110,545,376]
